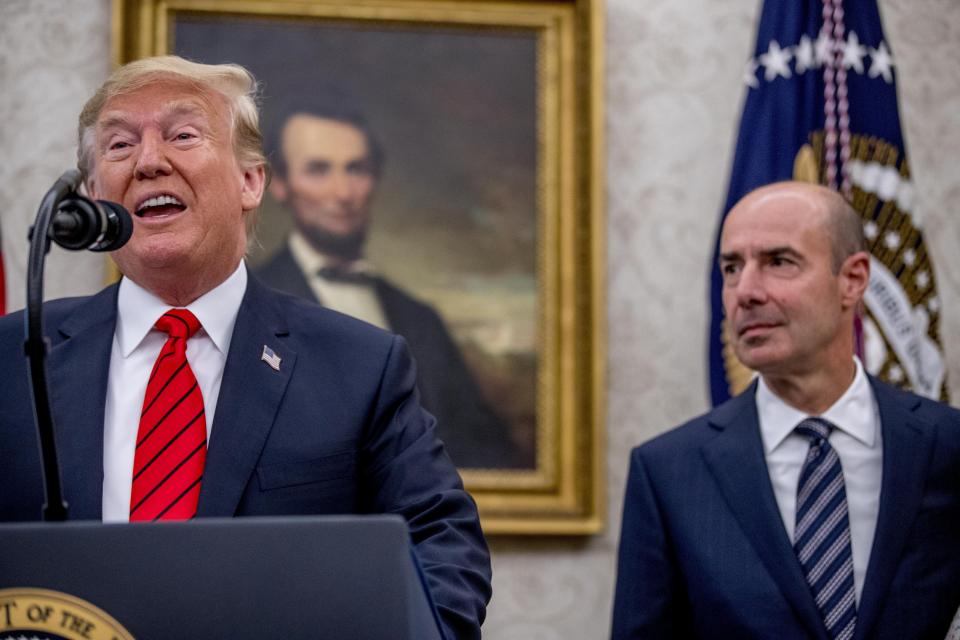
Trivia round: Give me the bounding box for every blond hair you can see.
[77,56,268,235]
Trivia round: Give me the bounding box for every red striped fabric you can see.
[129,309,206,521]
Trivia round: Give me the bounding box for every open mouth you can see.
[136,194,186,219]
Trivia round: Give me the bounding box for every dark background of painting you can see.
[175,14,539,466]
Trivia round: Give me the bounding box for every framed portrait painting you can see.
[114,0,604,534]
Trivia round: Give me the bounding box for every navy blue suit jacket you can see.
[612,378,960,639]
[0,273,491,640]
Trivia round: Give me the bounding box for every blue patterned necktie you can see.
[794,417,857,640]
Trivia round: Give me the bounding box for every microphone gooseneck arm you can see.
[25,169,83,521]
[25,170,133,521]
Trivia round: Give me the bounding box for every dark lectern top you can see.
[0,515,443,639]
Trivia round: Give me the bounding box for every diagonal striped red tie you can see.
[130,309,207,521]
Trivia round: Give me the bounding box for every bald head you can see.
[718,180,871,393]
[728,182,866,273]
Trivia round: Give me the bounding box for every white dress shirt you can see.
[287,231,390,330]
[101,262,247,522]
[756,357,883,604]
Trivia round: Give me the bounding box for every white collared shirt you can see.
[287,231,390,330]
[101,262,247,522]
[756,357,883,604]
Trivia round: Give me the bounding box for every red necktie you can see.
[129,309,207,521]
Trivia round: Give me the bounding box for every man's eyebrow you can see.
[718,250,741,263]
[760,246,803,259]
[97,113,136,132]
[161,101,209,120]
[718,246,803,264]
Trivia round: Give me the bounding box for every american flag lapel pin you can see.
[261,345,282,371]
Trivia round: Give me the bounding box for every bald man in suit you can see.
[612,182,960,639]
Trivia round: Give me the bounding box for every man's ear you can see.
[267,174,288,203]
[240,164,266,212]
[838,250,870,309]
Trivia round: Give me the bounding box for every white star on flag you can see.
[864,220,879,240]
[902,248,916,266]
[842,31,868,73]
[916,271,930,289]
[815,32,834,66]
[794,35,817,73]
[884,231,900,250]
[744,58,760,88]
[928,297,941,313]
[868,41,894,83]
[759,40,792,81]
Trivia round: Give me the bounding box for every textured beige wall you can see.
[1,0,958,638]
[0,0,112,305]
[490,1,960,636]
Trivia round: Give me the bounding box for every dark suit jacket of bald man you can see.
[611,378,960,640]
[256,244,527,469]
[0,272,491,640]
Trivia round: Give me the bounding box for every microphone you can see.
[24,170,136,521]
[51,196,133,252]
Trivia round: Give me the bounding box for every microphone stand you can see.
[24,169,85,521]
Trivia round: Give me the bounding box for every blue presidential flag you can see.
[709,0,947,405]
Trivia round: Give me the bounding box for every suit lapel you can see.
[46,285,120,520]
[197,275,296,516]
[373,278,403,332]
[854,378,933,640]
[700,385,827,640]
[273,246,320,302]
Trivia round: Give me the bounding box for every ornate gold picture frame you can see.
[113,0,604,534]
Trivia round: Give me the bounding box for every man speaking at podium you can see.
[0,56,490,639]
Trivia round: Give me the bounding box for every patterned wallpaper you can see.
[494,0,960,635]
[1,0,957,638]
[0,0,112,303]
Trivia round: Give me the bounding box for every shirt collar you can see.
[115,261,248,357]
[757,357,877,453]
[288,231,378,277]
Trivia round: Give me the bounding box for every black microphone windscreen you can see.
[91,200,133,252]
